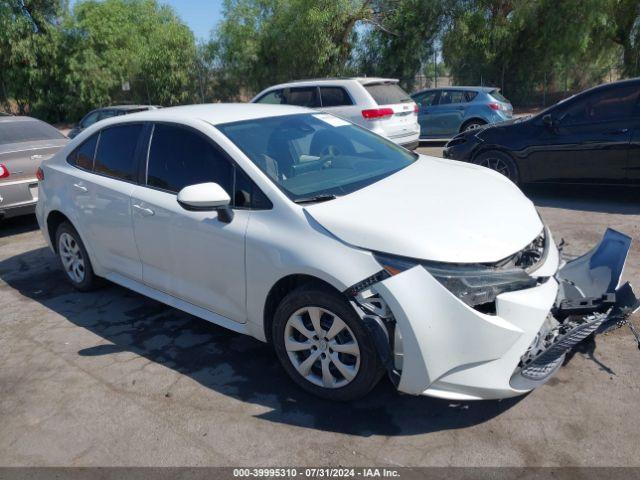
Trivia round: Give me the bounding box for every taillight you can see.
[488,103,501,111]
[36,167,44,181]
[413,103,419,114]
[0,164,9,179]
[362,108,394,120]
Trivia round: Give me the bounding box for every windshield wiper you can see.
[293,194,337,204]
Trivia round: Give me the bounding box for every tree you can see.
[0,0,68,116]
[441,0,620,105]
[606,0,640,77]
[356,0,451,91]
[209,0,374,99]
[62,0,197,120]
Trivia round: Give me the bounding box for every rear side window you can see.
[255,90,284,104]
[364,83,412,105]
[0,120,65,144]
[320,87,353,107]
[465,91,479,102]
[67,134,98,170]
[283,87,320,107]
[93,124,142,181]
[146,124,233,195]
[413,91,438,107]
[560,84,639,125]
[439,90,466,105]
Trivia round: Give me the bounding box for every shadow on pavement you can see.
[0,214,40,238]
[523,184,640,215]
[0,245,525,437]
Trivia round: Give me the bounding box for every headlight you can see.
[373,252,537,308]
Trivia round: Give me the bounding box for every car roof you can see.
[261,77,399,90]
[97,105,159,112]
[412,86,498,95]
[91,103,312,127]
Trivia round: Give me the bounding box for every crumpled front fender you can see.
[373,266,551,396]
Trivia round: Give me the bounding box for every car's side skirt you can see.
[106,272,250,335]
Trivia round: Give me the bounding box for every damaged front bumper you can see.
[354,229,639,401]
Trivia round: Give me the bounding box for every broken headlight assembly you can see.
[373,252,538,309]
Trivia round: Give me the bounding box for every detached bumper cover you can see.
[369,228,638,400]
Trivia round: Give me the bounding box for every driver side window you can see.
[147,124,233,194]
[146,124,270,209]
[559,84,639,126]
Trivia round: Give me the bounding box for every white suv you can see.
[252,78,420,150]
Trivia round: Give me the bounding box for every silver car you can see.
[0,116,68,220]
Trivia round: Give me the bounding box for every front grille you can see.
[518,313,607,380]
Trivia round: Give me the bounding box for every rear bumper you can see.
[362,229,638,400]
[0,178,39,219]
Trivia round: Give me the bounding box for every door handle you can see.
[72,183,87,192]
[606,128,629,135]
[132,203,155,216]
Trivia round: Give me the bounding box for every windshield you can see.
[217,113,417,202]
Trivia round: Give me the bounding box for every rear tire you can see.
[473,150,520,184]
[55,222,100,291]
[272,286,383,401]
[461,120,486,132]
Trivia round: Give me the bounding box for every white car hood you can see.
[304,156,543,263]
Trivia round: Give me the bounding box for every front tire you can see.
[55,222,99,291]
[272,286,383,401]
[473,150,520,184]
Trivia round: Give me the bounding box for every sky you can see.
[162,0,224,40]
[68,0,225,41]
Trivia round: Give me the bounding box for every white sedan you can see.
[35,104,639,401]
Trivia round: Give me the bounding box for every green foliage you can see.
[2,0,640,121]
[441,0,622,105]
[356,0,451,91]
[210,0,372,99]
[0,0,197,122]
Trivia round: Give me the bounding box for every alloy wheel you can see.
[284,306,360,388]
[58,232,86,283]
[477,156,514,180]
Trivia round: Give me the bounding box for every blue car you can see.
[411,86,513,139]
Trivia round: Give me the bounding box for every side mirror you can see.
[542,114,554,128]
[177,182,234,222]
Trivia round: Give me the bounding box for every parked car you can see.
[443,78,640,185]
[412,86,513,139]
[36,104,638,401]
[0,116,67,220]
[67,105,161,139]
[252,78,420,150]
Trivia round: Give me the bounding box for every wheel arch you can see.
[45,210,100,274]
[46,210,73,252]
[471,147,523,184]
[262,273,345,344]
[459,117,487,132]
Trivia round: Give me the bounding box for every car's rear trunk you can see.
[362,81,418,140]
[0,140,66,185]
